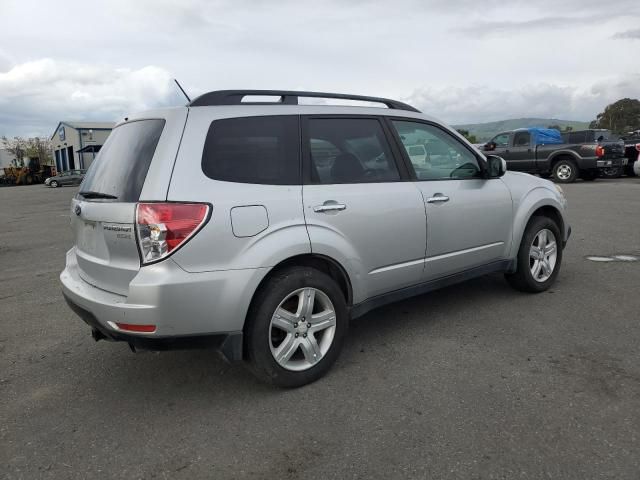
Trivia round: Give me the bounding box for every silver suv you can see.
[61,90,570,387]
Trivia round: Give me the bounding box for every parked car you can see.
[61,90,570,387]
[45,169,86,187]
[484,128,626,182]
[621,134,640,177]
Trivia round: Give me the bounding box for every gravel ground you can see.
[1,178,639,479]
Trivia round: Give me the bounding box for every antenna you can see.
[173,79,191,103]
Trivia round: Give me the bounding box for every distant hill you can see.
[453,118,591,142]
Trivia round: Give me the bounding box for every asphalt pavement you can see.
[1,178,639,479]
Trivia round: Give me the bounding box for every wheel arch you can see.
[528,205,564,237]
[247,253,353,320]
[549,151,580,168]
[511,189,566,259]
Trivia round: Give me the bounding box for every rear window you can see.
[201,116,299,185]
[79,119,165,202]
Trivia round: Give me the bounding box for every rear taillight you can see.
[595,145,605,157]
[136,202,210,264]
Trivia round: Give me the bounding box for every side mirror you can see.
[486,155,507,178]
[484,142,496,152]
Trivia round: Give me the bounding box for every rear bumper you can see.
[62,292,242,360]
[60,248,268,359]
[596,157,624,168]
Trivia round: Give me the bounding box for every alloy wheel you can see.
[269,287,337,371]
[556,164,572,181]
[529,229,558,283]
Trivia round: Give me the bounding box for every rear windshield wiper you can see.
[79,191,118,199]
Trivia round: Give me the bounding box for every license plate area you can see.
[77,220,99,256]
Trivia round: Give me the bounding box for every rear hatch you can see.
[71,119,167,295]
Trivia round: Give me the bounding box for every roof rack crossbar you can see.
[188,90,420,112]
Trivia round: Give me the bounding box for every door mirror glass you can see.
[484,142,496,151]
[486,155,507,177]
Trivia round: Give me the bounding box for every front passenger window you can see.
[392,121,481,180]
[491,133,510,147]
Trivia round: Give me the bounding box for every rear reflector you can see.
[136,202,210,264]
[116,323,156,333]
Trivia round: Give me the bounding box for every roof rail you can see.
[188,90,420,113]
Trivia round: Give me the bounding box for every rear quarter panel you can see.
[166,106,311,273]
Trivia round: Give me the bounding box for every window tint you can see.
[80,119,165,202]
[492,133,510,147]
[566,131,588,143]
[202,116,299,185]
[392,120,481,180]
[307,118,400,184]
[513,131,530,147]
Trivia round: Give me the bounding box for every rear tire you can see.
[600,166,622,179]
[244,267,348,387]
[552,158,578,183]
[505,216,563,293]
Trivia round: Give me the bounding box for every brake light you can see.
[136,202,210,264]
[595,145,605,157]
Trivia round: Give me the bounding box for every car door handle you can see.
[426,195,450,204]
[313,203,346,213]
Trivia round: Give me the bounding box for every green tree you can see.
[456,129,478,144]
[1,136,26,167]
[590,98,640,134]
[25,137,53,166]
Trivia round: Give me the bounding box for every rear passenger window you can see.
[202,116,299,185]
[307,118,400,184]
[513,131,530,147]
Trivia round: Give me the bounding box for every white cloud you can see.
[0,59,181,137]
[404,74,640,125]
[0,0,638,135]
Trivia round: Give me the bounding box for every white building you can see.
[50,121,114,172]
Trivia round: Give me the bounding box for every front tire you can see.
[244,267,348,387]
[552,159,578,183]
[49,180,58,188]
[506,216,563,293]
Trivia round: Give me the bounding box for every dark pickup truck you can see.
[483,128,626,183]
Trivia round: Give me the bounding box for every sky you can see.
[0,0,639,137]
